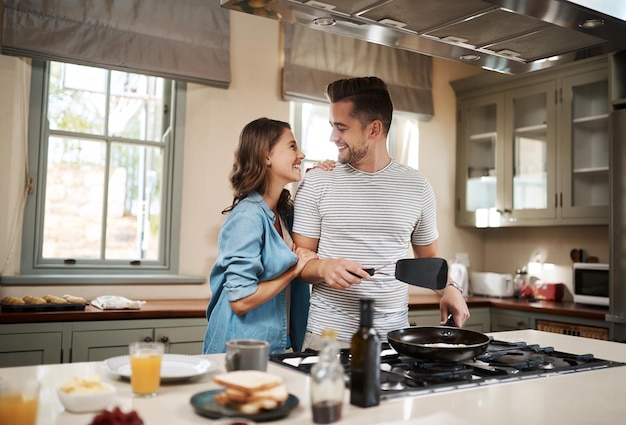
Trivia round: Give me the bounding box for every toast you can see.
[213,370,282,394]
[212,371,287,414]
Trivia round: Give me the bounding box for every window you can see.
[291,102,421,171]
[20,61,186,278]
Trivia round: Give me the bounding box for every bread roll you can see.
[43,294,68,304]
[63,295,86,304]
[23,296,47,304]
[1,296,25,305]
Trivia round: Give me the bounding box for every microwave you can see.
[573,262,609,306]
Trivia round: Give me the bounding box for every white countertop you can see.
[3,330,626,425]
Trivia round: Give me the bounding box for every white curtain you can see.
[0,56,30,275]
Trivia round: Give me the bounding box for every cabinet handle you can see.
[517,320,526,328]
[143,336,153,342]
[160,336,169,344]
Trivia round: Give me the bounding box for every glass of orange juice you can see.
[129,341,164,397]
[0,378,40,425]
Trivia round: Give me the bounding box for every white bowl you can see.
[57,382,116,413]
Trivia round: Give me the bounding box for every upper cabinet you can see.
[452,57,609,227]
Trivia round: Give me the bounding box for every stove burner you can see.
[269,339,626,399]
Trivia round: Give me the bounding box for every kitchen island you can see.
[1,330,624,425]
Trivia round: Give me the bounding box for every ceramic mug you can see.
[225,339,269,371]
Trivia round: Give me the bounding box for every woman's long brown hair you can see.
[222,118,293,217]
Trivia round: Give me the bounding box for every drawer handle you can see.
[143,336,153,343]
[160,336,169,344]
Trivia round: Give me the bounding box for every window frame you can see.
[11,60,194,284]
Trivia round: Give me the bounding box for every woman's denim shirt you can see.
[202,192,310,354]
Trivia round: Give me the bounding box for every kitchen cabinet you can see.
[490,308,532,332]
[490,307,609,339]
[0,318,206,367]
[610,50,626,108]
[408,307,490,333]
[71,318,207,362]
[0,322,71,367]
[452,56,609,227]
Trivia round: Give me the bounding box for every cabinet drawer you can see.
[72,328,154,362]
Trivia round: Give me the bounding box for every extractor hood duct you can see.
[220,0,626,74]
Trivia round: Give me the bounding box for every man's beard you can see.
[338,144,367,164]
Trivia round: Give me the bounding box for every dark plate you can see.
[190,389,299,422]
[0,302,87,312]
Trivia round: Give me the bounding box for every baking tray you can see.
[0,302,88,312]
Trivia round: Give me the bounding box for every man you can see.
[292,76,470,349]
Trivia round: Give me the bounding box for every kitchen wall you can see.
[0,11,608,301]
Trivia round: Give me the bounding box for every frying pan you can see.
[361,258,449,291]
[387,316,490,362]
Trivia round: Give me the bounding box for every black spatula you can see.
[361,258,448,290]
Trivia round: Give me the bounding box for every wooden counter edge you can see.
[1,296,607,324]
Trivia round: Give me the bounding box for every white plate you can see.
[103,354,218,382]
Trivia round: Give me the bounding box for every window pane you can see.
[109,71,165,142]
[300,103,335,169]
[48,63,107,135]
[106,143,163,260]
[42,137,105,259]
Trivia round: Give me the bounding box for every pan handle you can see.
[444,314,456,327]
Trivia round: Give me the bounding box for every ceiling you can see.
[220,0,626,74]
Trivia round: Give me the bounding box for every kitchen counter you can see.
[0,296,608,324]
[408,294,608,321]
[0,299,209,324]
[1,330,624,425]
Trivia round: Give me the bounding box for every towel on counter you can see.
[449,262,469,298]
[91,295,146,310]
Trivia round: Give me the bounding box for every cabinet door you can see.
[456,93,505,227]
[559,69,609,222]
[0,332,63,367]
[490,309,532,331]
[0,323,68,367]
[155,324,206,355]
[503,81,558,224]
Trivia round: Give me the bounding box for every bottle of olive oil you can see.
[350,298,380,407]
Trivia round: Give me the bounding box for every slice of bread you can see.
[247,383,288,402]
[213,370,283,394]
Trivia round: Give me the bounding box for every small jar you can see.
[310,328,344,424]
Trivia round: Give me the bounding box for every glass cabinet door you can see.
[504,82,557,222]
[456,94,504,227]
[560,70,609,221]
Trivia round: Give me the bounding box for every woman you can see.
[202,118,317,354]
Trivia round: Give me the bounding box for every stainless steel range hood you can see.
[221,0,626,74]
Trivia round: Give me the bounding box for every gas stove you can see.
[270,339,626,400]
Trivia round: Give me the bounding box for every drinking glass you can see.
[0,378,40,425]
[129,341,164,397]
